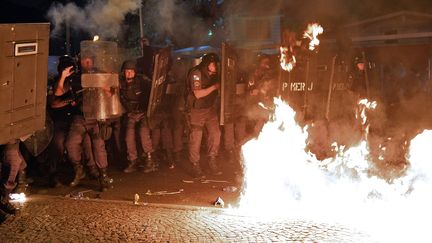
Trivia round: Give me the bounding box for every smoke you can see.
[141,0,209,47]
[47,0,141,39]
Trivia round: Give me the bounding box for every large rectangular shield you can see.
[280,54,318,119]
[220,42,238,125]
[147,47,171,118]
[325,56,355,121]
[0,23,50,145]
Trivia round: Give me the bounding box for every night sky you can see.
[0,0,88,23]
[2,0,432,55]
[3,0,432,25]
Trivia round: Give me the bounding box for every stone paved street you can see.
[0,196,371,242]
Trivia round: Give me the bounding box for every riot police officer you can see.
[48,56,99,187]
[65,56,112,192]
[186,53,222,178]
[120,60,158,173]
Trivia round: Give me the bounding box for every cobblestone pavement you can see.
[0,196,371,242]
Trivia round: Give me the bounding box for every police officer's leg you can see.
[151,126,161,153]
[161,118,175,169]
[1,140,23,215]
[205,110,222,175]
[65,118,86,187]
[47,122,67,187]
[112,118,122,153]
[124,113,139,173]
[188,109,206,178]
[88,122,110,192]
[172,110,186,163]
[83,132,98,178]
[139,115,157,173]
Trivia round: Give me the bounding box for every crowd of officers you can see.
[0,38,381,222]
[0,48,284,222]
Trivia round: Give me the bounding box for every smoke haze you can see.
[47,0,141,39]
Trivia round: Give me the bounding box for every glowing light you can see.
[10,193,27,203]
[303,23,324,51]
[93,35,100,41]
[238,96,432,242]
[207,30,213,37]
[279,47,296,72]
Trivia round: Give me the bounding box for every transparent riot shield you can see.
[80,40,124,121]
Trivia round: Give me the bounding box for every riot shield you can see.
[22,114,54,156]
[280,54,318,120]
[325,56,355,121]
[147,47,171,118]
[220,42,238,125]
[80,40,124,121]
[0,23,49,145]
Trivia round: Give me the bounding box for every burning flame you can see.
[303,23,324,51]
[238,97,432,242]
[93,35,100,42]
[10,193,27,203]
[279,46,296,72]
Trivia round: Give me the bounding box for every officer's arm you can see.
[190,71,219,99]
[193,84,219,99]
[54,66,74,96]
[50,95,73,108]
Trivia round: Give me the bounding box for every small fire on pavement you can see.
[9,193,27,203]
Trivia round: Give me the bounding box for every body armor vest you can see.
[120,77,151,113]
[186,68,218,109]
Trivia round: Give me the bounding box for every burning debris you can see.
[279,46,296,72]
[303,23,324,51]
[145,189,184,196]
[9,193,26,203]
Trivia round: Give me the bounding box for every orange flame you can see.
[237,97,432,241]
[279,46,296,72]
[303,23,324,51]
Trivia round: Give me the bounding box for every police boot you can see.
[98,168,113,192]
[15,170,27,193]
[166,150,175,169]
[123,160,138,173]
[70,164,85,187]
[0,186,18,215]
[87,165,100,179]
[190,162,205,179]
[143,152,158,173]
[208,157,222,176]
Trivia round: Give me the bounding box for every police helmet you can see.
[201,53,219,66]
[121,60,137,71]
[354,55,365,65]
[57,55,76,73]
